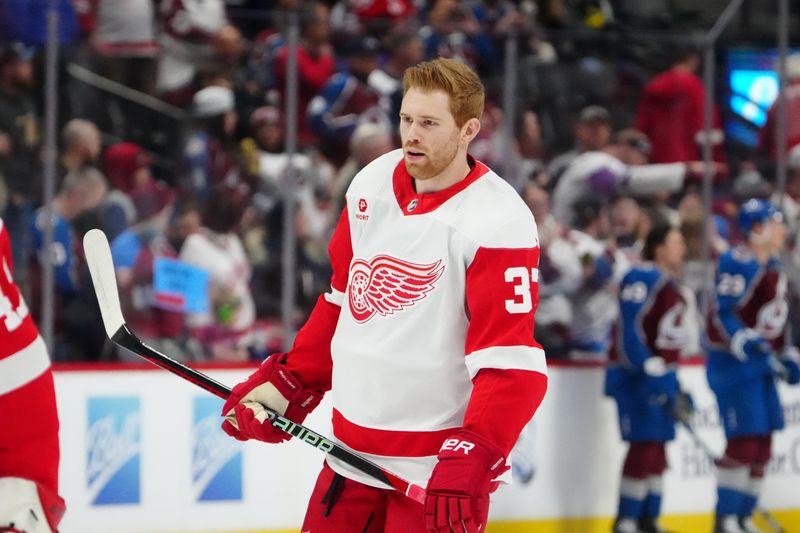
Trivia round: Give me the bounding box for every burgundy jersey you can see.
[609,266,689,369]
[706,248,788,353]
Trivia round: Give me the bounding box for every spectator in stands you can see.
[59,119,102,183]
[179,182,260,361]
[678,191,720,294]
[31,167,107,297]
[775,144,800,238]
[547,105,612,187]
[240,104,337,317]
[30,167,108,360]
[101,142,154,241]
[554,198,629,361]
[551,128,721,227]
[524,181,560,249]
[503,109,546,191]
[368,29,425,129]
[87,0,158,95]
[348,0,417,36]
[331,122,395,214]
[109,184,204,362]
[81,0,160,142]
[156,0,241,104]
[0,43,40,281]
[522,182,571,358]
[420,0,498,75]
[308,36,388,167]
[636,45,723,164]
[759,54,800,158]
[181,85,240,203]
[610,195,646,265]
[273,1,336,147]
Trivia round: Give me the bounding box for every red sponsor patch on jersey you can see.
[347,255,444,323]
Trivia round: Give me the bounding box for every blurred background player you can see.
[0,217,65,533]
[705,199,800,533]
[605,224,695,533]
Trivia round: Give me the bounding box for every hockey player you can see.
[0,218,65,533]
[220,58,548,532]
[605,224,695,533]
[706,199,800,533]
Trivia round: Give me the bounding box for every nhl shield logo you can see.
[348,255,444,323]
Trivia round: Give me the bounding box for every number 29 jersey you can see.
[323,149,547,488]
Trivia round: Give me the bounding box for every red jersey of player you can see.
[221,58,548,533]
[0,218,65,533]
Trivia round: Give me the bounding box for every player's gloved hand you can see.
[425,430,508,533]
[642,357,678,404]
[670,390,694,424]
[220,353,322,443]
[732,329,773,362]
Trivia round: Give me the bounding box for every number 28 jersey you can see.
[295,149,548,488]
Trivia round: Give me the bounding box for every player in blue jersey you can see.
[706,199,800,533]
[605,224,695,533]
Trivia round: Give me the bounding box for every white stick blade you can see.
[83,228,125,338]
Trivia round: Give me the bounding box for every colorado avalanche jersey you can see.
[707,247,788,354]
[609,266,689,371]
[606,266,690,441]
[0,218,60,493]
[284,149,548,489]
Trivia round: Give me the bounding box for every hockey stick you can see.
[82,228,426,504]
[678,420,786,533]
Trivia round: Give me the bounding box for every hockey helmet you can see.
[738,198,782,234]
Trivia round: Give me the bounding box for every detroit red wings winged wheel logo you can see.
[348,255,445,323]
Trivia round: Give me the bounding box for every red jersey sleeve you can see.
[284,207,352,391]
[0,221,40,360]
[462,245,548,455]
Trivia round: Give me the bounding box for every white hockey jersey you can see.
[285,149,548,489]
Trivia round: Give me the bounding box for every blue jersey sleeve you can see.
[307,74,358,141]
[617,268,659,373]
[31,211,77,295]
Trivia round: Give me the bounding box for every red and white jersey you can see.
[299,149,547,488]
[0,218,61,503]
[0,218,46,388]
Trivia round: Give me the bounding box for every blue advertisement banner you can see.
[87,397,141,505]
[192,396,242,501]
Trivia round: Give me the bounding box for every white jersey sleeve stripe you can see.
[464,345,547,380]
[0,335,50,395]
[324,287,345,307]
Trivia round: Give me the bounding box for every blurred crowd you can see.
[0,0,798,363]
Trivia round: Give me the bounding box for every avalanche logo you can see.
[86,397,141,505]
[192,396,242,501]
[347,255,444,323]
